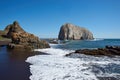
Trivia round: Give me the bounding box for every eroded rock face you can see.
[6,21,50,51]
[5,21,25,38]
[58,23,94,40]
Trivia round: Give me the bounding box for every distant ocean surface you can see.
[26,39,120,80]
[51,38,120,50]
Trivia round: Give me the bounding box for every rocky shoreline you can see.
[66,46,120,57]
[0,40,11,46]
[0,21,50,52]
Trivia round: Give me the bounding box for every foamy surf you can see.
[34,48,74,56]
[26,47,120,80]
[26,48,97,80]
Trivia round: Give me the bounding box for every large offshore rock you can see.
[6,21,50,51]
[58,23,94,40]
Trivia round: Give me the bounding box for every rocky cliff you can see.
[58,23,94,40]
[6,21,50,51]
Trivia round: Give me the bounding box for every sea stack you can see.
[5,21,50,51]
[58,23,94,40]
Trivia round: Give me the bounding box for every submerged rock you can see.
[58,23,94,40]
[6,21,50,51]
[67,46,120,56]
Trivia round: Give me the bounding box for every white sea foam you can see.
[88,38,104,41]
[26,48,98,80]
[34,48,73,56]
[26,48,120,80]
[69,53,120,79]
[49,43,60,47]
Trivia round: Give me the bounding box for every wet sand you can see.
[0,46,37,80]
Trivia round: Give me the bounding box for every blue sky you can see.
[0,0,120,38]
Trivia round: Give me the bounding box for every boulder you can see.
[58,23,94,40]
[6,21,50,51]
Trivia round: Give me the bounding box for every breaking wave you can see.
[87,38,104,41]
[26,47,120,80]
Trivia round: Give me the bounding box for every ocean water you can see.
[52,39,120,50]
[26,39,120,80]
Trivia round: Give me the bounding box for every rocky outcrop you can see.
[5,21,25,38]
[66,46,120,56]
[6,21,50,51]
[58,23,94,40]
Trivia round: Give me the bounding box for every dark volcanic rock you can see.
[67,46,120,56]
[6,21,50,51]
[58,23,94,40]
